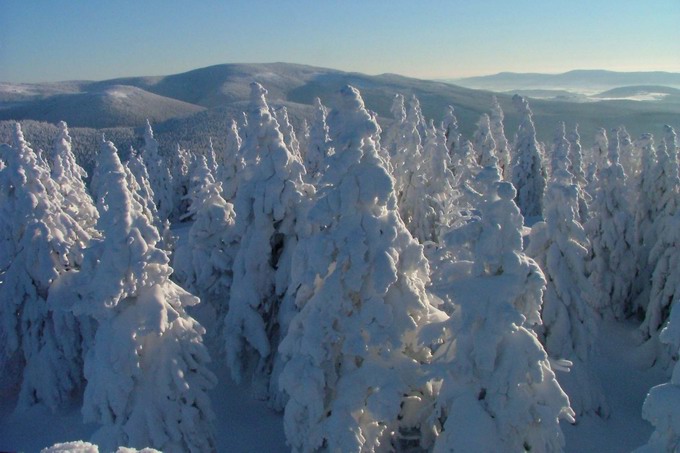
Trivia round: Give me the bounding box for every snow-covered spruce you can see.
[632,134,662,315]
[173,154,237,334]
[49,121,99,235]
[638,126,680,362]
[511,95,547,219]
[204,137,219,174]
[422,179,574,452]
[387,94,422,209]
[0,123,92,411]
[417,120,458,242]
[224,82,313,406]
[636,296,680,452]
[586,128,635,319]
[584,128,609,200]
[216,119,244,202]
[48,139,216,453]
[273,105,302,162]
[170,144,194,222]
[140,120,174,222]
[490,96,511,181]
[526,122,607,418]
[566,124,590,223]
[304,97,331,182]
[441,105,461,159]
[124,148,174,253]
[472,113,496,168]
[618,126,639,185]
[279,85,445,452]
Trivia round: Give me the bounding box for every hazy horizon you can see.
[1,0,678,84]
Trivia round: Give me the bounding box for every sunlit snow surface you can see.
[561,319,667,452]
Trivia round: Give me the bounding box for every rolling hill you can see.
[1,64,679,165]
[450,69,680,93]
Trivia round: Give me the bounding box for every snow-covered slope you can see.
[3,63,679,141]
[0,84,204,128]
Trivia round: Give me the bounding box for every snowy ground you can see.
[561,319,667,453]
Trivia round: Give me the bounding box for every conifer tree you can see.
[273,106,302,162]
[140,120,173,222]
[633,134,661,314]
[0,123,91,411]
[216,119,244,202]
[125,148,173,253]
[527,122,607,417]
[173,155,237,335]
[224,83,312,404]
[618,126,639,184]
[423,179,574,452]
[636,295,680,452]
[511,95,547,218]
[49,139,216,452]
[585,128,609,199]
[587,129,636,319]
[473,114,496,168]
[304,97,330,182]
[490,96,511,180]
[49,121,99,234]
[280,85,444,452]
[639,126,680,355]
[442,105,461,158]
[567,124,591,222]
[171,144,194,222]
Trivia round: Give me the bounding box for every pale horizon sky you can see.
[1,0,678,83]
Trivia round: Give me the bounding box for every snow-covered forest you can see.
[1,81,679,453]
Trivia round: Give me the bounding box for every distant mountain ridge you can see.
[1,63,679,165]
[450,69,680,92]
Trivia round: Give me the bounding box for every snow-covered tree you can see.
[442,105,461,158]
[173,155,237,334]
[49,139,216,453]
[511,95,547,218]
[382,94,407,160]
[618,126,639,184]
[585,128,609,199]
[49,121,98,234]
[140,120,173,222]
[633,134,661,314]
[423,179,574,452]
[0,123,91,411]
[392,95,425,229]
[180,154,216,223]
[216,119,243,202]
[639,127,680,355]
[304,97,330,182]
[273,105,302,161]
[125,148,173,253]
[473,114,497,168]
[566,124,590,223]
[170,144,194,222]
[587,129,636,319]
[636,297,680,452]
[279,85,444,452]
[224,82,312,405]
[490,96,511,180]
[527,122,607,417]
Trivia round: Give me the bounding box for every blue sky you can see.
[1,0,678,83]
